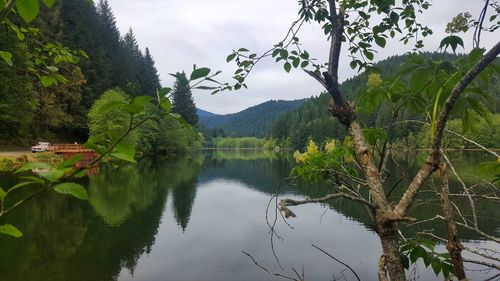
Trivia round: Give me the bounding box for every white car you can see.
[31,142,51,153]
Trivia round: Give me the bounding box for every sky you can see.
[102,0,498,114]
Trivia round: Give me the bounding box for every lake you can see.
[0,150,498,281]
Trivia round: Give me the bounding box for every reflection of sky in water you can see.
[118,179,378,280]
[1,153,497,281]
[118,177,499,281]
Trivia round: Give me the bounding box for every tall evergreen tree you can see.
[96,0,125,87]
[172,72,198,126]
[139,48,161,97]
[120,28,143,97]
[59,0,113,107]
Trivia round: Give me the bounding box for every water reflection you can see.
[0,151,497,281]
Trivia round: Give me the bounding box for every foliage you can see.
[211,137,277,149]
[292,139,356,182]
[0,0,163,145]
[171,72,199,126]
[87,89,139,149]
[399,238,454,278]
[269,53,500,150]
[226,0,500,279]
[416,114,500,149]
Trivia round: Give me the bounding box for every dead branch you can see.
[311,244,361,281]
[463,258,500,271]
[281,192,373,209]
[242,251,304,281]
[442,152,478,228]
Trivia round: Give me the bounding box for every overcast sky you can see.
[102,0,497,114]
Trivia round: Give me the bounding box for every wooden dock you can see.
[50,144,100,175]
[50,143,96,154]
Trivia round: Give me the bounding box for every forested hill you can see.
[198,99,306,137]
[0,0,162,145]
[270,53,500,150]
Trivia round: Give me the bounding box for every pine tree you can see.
[139,48,161,97]
[120,28,144,97]
[172,72,198,126]
[57,0,111,107]
[96,0,125,87]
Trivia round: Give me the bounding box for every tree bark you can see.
[438,166,468,281]
[376,220,407,281]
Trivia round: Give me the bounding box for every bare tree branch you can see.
[281,192,373,209]
[311,244,361,281]
[242,251,303,281]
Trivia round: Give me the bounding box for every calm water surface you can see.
[0,150,498,281]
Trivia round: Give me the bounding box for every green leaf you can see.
[158,87,172,97]
[15,162,52,173]
[0,186,6,201]
[41,169,65,182]
[400,254,410,269]
[53,183,88,200]
[20,176,45,185]
[284,62,292,73]
[226,53,236,62]
[7,181,39,196]
[73,169,88,178]
[41,0,55,7]
[16,0,39,23]
[0,51,13,66]
[0,224,23,238]
[194,86,218,90]
[422,252,432,267]
[132,95,152,108]
[57,155,83,169]
[301,61,309,68]
[350,60,358,70]
[110,152,137,164]
[439,35,464,52]
[280,49,289,59]
[169,112,181,119]
[442,262,451,278]
[111,143,136,164]
[390,12,399,23]
[121,103,142,115]
[237,48,249,52]
[374,36,386,48]
[160,97,172,112]
[52,74,68,84]
[190,67,211,80]
[46,65,59,73]
[292,58,300,68]
[114,143,135,160]
[363,50,374,60]
[409,248,419,263]
[431,258,442,275]
[40,75,58,87]
[98,100,125,114]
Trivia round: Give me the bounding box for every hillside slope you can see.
[198,99,306,137]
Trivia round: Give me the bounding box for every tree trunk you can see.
[376,218,407,281]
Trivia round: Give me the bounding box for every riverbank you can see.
[0,151,60,171]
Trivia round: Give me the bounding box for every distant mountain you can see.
[196,108,217,118]
[198,99,306,137]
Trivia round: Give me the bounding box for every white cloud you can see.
[102,0,499,114]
